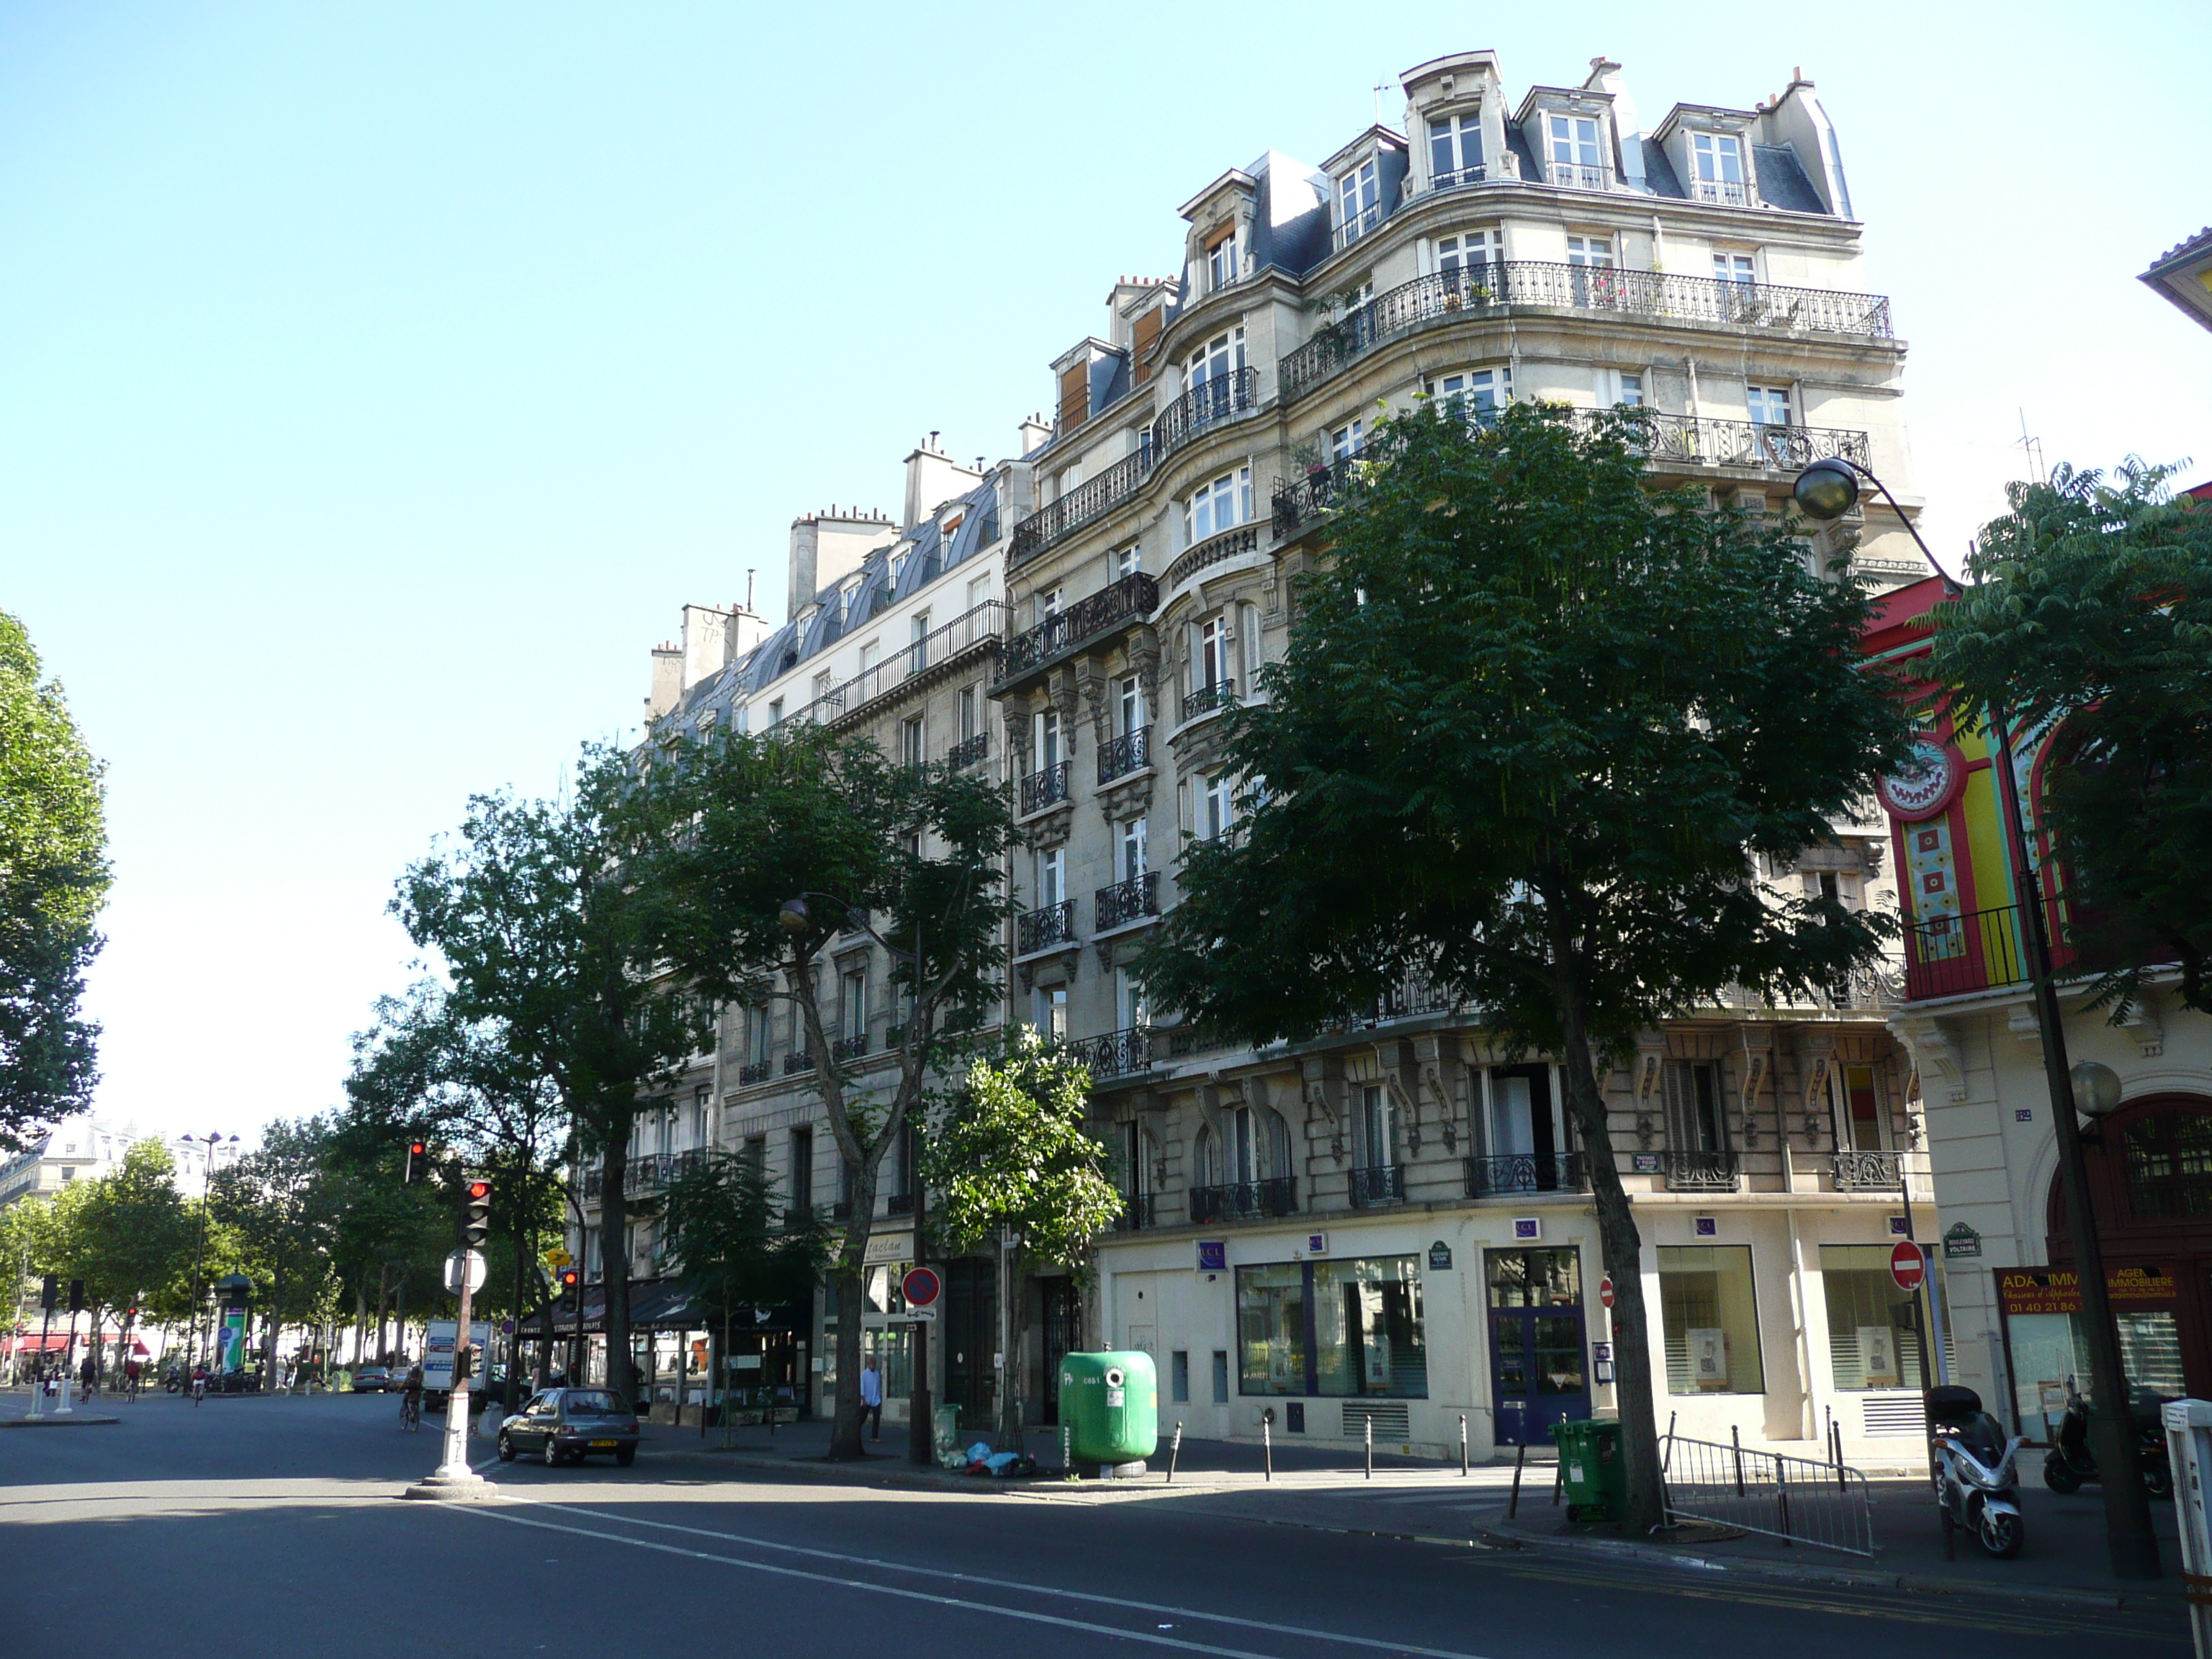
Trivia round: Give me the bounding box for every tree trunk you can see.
[263,1270,282,1390]
[601,1137,633,1404]
[1551,968,1668,1534]
[508,1200,529,1416]
[827,1155,877,1461]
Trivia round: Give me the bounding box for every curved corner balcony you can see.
[1279,263,1894,406]
[1151,366,1260,464]
[995,571,1159,694]
[1010,446,1157,571]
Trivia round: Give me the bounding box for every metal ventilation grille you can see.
[1861,1394,1926,1436]
[1341,1402,1411,1442]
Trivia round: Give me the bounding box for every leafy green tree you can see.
[1136,403,1911,1531]
[1929,460,2212,1014]
[60,1140,193,1376]
[0,612,109,1151]
[210,1120,341,1382]
[919,1029,1123,1446]
[344,979,570,1408]
[622,723,1015,1460]
[395,752,707,1406]
[659,1149,829,1442]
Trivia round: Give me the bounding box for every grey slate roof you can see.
[1751,144,1827,215]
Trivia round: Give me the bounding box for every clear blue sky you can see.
[5,2,2208,1146]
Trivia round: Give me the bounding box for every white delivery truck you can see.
[421,1318,496,1409]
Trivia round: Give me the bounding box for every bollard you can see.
[1460,1413,1469,1477]
[1776,1464,1793,1547]
[1731,1423,1746,1498]
[1509,1440,1527,1520]
[55,1373,73,1416]
[1262,1413,1272,1482]
[1168,1421,1183,1485]
[1364,1414,1373,1480]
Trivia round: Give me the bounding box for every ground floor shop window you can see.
[1998,1266,2188,1437]
[1659,1245,1764,1394]
[1822,1245,1925,1390]
[1237,1256,1428,1398]
[865,1326,914,1398]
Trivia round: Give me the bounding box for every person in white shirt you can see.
[859,1357,884,1440]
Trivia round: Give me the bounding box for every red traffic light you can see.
[410,1141,426,1156]
[467,1180,490,1201]
[558,1268,579,1289]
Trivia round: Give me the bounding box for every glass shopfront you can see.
[1822,1245,1927,1390]
[1659,1245,1765,1395]
[1236,1256,1426,1398]
[1997,1265,2188,1439]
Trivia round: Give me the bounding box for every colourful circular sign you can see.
[901,1266,942,1309]
[1876,735,1962,821]
[1890,1241,1927,1292]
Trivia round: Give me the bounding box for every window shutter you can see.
[1132,307,1164,384]
[1663,1061,1692,1150]
[1238,603,1261,691]
[1057,363,1089,428]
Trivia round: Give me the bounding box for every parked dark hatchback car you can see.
[497,1388,641,1467]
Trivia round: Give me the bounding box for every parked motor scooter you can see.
[2042,1387,2174,1498]
[1928,1385,2026,1559]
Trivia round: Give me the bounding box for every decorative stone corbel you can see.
[1424,1064,1455,1152]
[1301,1056,1346,1162]
[1386,1072,1421,1155]
[1737,1035,1771,1151]
[1802,1047,1834,1147]
[1633,1040,1664,1149]
[2120,998,2166,1058]
[1894,1015,1966,1105]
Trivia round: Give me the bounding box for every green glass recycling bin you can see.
[1550,1418,1626,1523]
[1058,1351,1159,1467]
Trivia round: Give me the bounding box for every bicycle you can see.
[400,1392,422,1431]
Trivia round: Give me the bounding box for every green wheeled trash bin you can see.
[1551,1418,1627,1524]
[1058,1352,1158,1476]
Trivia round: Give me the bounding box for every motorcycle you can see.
[1928,1385,2027,1559]
[2043,1388,2174,1499]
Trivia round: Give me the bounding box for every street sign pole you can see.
[405,1182,497,1502]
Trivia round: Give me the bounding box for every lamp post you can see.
[179,1133,238,1374]
[1794,458,2163,1580]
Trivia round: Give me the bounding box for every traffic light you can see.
[40,1275,55,1313]
[68,1280,84,1315]
[462,1180,491,1251]
[125,1306,138,1324]
[454,1343,476,1384]
[404,1140,427,1182]
[557,1267,580,1313]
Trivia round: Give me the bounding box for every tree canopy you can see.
[1137,400,1912,1529]
[1930,461,2212,1014]
[0,611,109,1150]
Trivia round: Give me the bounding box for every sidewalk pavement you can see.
[634,1416,2185,1613]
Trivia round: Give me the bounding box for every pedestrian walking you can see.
[860,1357,883,1441]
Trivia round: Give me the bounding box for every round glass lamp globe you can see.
[1791,459,1861,521]
[2069,1059,2123,1120]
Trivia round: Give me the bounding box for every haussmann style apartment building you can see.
[583,49,1970,1466]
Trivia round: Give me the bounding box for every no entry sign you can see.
[1890,1241,1927,1293]
[1598,1275,1616,1310]
[901,1266,942,1309]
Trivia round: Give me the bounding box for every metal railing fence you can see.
[1660,1427,1875,1557]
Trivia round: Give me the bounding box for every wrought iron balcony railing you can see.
[1550,163,1609,191]
[768,601,1006,733]
[1334,204,1383,248]
[885,1192,915,1216]
[1658,1149,1740,1192]
[1348,971,1457,1029]
[1900,902,2079,1002]
[1181,678,1236,721]
[1017,899,1076,955]
[783,1051,814,1076]
[1465,1152,1587,1197]
[1279,263,1892,405]
[1094,871,1159,932]
[1165,523,1259,589]
[1097,728,1149,785]
[1072,1023,1154,1080]
[1190,1176,1298,1224]
[1833,1150,1905,1192]
[1113,1192,1156,1231]
[1151,367,1259,464]
[1009,446,1157,570]
[1691,179,1750,206]
[1018,760,1070,816]
[999,572,1160,685]
[948,731,989,770]
[1424,164,1488,193]
[736,1060,772,1087]
[832,1033,869,1062]
[1349,1164,1406,1208]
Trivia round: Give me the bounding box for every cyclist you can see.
[190,1363,207,1406]
[400,1362,424,1431]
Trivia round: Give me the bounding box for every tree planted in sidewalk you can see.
[660,1149,830,1442]
[918,1028,1123,1446]
[395,755,709,1406]
[1929,459,2212,1014]
[0,611,109,1150]
[210,1120,342,1383]
[621,723,1014,1460]
[1136,400,1911,1532]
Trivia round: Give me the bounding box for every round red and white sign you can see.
[1598,1275,1616,1310]
[901,1266,942,1309]
[1889,1241,1926,1293]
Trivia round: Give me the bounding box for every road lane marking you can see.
[456,1493,1503,1659]
[447,1502,1396,1659]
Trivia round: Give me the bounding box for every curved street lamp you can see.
[179,1131,238,1373]
[1791,457,2164,1577]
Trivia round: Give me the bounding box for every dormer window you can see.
[1427,112,1483,191]
[1546,114,1605,190]
[1206,228,1241,293]
[1336,158,1382,246]
[1690,132,1748,206]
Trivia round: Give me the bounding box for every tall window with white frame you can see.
[1185,328,1247,421]
[1712,250,1755,286]
[958,685,976,743]
[1425,367,1511,426]
[1114,541,1142,578]
[1690,132,1748,205]
[1118,673,1146,739]
[1337,156,1381,243]
[1206,228,1239,292]
[1547,113,1604,189]
[1033,706,1061,770]
[1115,966,1148,1035]
[1202,770,1235,842]
[1427,112,1483,189]
[1330,418,1363,462]
[1618,372,1645,408]
[1361,1083,1402,1205]
[1196,615,1231,706]
[901,714,925,767]
[1036,845,1066,909]
[1184,468,1251,545]
[1120,816,1148,881]
[1746,385,1793,429]
[1437,228,1503,286]
[841,968,867,1046]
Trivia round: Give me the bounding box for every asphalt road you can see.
[1,1392,2184,1658]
